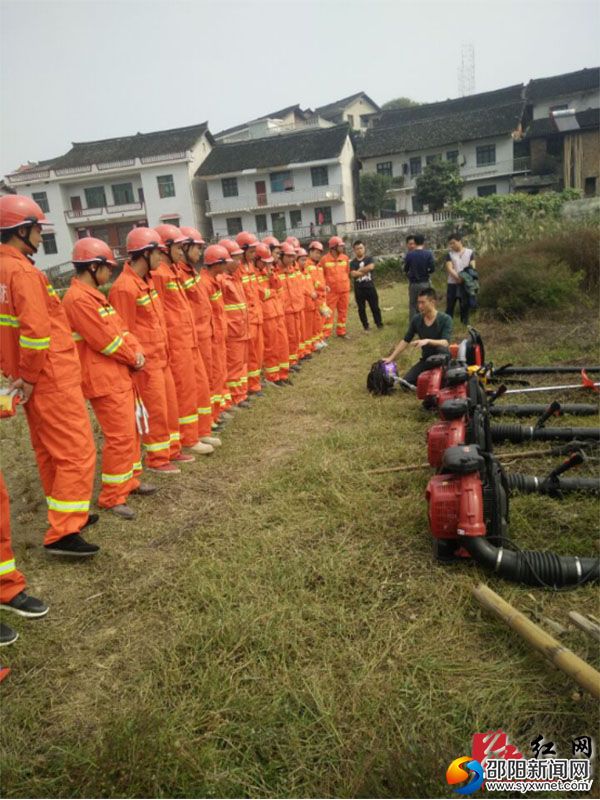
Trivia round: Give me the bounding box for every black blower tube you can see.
[463,536,599,587]
[496,366,600,376]
[491,425,600,444]
[489,404,598,418]
[506,473,600,494]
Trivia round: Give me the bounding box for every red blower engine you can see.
[426,444,599,587]
[416,355,470,410]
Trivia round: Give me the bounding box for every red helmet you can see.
[308,240,324,252]
[235,231,259,249]
[262,235,280,248]
[72,237,117,267]
[204,244,232,266]
[255,243,273,262]
[280,242,296,256]
[328,235,345,248]
[155,223,188,246]
[296,247,307,257]
[0,194,52,230]
[285,236,300,247]
[218,238,243,256]
[126,227,166,254]
[180,226,205,246]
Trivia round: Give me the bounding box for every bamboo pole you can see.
[568,611,600,643]
[473,583,600,700]
[366,447,575,475]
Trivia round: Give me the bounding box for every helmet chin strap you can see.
[86,265,100,287]
[14,226,38,254]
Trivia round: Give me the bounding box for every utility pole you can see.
[458,43,475,96]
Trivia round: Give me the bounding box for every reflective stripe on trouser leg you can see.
[226,338,248,404]
[335,291,349,335]
[134,366,173,468]
[0,471,26,603]
[91,387,140,508]
[276,316,290,379]
[211,336,229,415]
[25,388,95,546]
[262,316,280,382]
[198,336,219,422]
[285,312,300,364]
[193,346,213,437]
[247,323,264,393]
[170,346,199,447]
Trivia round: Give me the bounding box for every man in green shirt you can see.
[383,287,452,387]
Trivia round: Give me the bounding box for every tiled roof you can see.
[358,101,525,158]
[372,84,524,128]
[315,92,380,120]
[215,105,304,139]
[526,107,600,137]
[527,67,600,101]
[48,123,212,169]
[196,123,350,177]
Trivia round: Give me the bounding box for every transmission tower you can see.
[458,43,475,96]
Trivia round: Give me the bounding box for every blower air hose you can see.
[489,403,598,418]
[491,425,600,444]
[495,365,600,376]
[505,473,600,495]
[462,535,599,588]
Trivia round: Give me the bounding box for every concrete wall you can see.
[532,89,600,120]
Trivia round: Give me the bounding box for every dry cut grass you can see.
[0,282,598,798]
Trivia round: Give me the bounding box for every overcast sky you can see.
[0,0,598,176]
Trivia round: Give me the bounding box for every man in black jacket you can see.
[349,240,383,332]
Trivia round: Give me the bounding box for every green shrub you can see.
[374,256,403,284]
[532,224,599,292]
[478,251,582,319]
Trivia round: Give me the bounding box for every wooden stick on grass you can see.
[473,583,600,700]
[568,611,600,643]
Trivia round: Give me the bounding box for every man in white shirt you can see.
[445,232,476,325]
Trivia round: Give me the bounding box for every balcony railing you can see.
[461,156,531,179]
[55,165,93,177]
[8,169,51,184]
[206,184,344,215]
[97,158,136,171]
[140,152,187,164]
[64,201,145,222]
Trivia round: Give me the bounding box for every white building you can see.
[358,84,529,213]
[527,67,600,121]
[3,123,214,270]
[197,124,356,241]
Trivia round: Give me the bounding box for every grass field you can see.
[1,280,598,799]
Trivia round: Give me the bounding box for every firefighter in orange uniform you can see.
[110,227,191,474]
[308,240,328,351]
[200,245,231,419]
[318,235,350,338]
[178,227,223,443]
[0,195,99,557]
[297,247,317,359]
[280,242,304,372]
[254,243,283,387]
[0,393,49,647]
[218,239,250,408]
[264,236,291,384]
[62,238,157,520]
[235,232,264,397]
[153,224,216,454]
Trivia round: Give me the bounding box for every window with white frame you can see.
[226,217,243,235]
[311,166,329,187]
[32,191,49,213]
[409,157,422,177]
[289,209,302,228]
[270,171,294,193]
[376,161,393,177]
[477,185,497,197]
[41,233,57,255]
[476,145,496,166]
[222,177,239,197]
[157,174,175,198]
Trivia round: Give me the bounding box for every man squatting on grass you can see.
[383,287,452,387]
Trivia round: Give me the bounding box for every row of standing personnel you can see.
[0,194,351,646]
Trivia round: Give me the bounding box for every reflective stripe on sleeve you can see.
[19,334,50,350]
[0,314,19,328]
[100,335,124,356]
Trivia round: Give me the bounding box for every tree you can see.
[358,173,392,217]
[414,161,464,211]
[381,97,420,110]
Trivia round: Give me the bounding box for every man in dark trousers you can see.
[403,233,435,320]
[383,287,452,387]
[349,240,383,333]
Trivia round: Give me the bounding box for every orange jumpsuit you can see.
[238,260,264,393]
[200,270,230,415]
[0,244,96,545]
[306,258,325,346]
[282,266,304,365]
[110,264,181,467]
[221,272,250,405]
[318,251,350,337]
[300,265,317,355]
[256,267,282,383]
[271,264,290,381]
[0,471,26,603]
[153,261,210,444]
[63,279,142,509]
[178,261,215,429]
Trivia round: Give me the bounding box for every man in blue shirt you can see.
[383,287,452,387]
[404,233,435,320]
